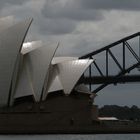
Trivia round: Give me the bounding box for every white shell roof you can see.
[0,18,32,106]
[42,65,63,100]
[57,59,93,95]
[0,17,95,104]
[52,57,78,64]
[15,43,58,101]
[14,58,35,99]
[21,40,43,54]
[48,76,63,93]
[47,59,93,95]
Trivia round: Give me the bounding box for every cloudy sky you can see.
[0,0,140,107]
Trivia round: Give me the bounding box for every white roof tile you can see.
[0,18,32,106]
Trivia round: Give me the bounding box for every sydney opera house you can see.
[1,17,140,134]
[0,18,99,133]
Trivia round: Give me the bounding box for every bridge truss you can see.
[80,32,140,94]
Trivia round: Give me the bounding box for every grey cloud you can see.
[42,0,140,24]
[81,0,140,11]
[39,18,77,35]
[41,0,104,35]
[42,0,104,21]
[0,16,15,31]
[0,0,46,39]
[0,0,28,9]
[0,0,78,35]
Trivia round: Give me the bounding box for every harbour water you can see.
[0,134,140,140]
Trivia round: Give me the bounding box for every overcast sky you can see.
[0,0,140,107]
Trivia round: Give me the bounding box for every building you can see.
[0,18,93,105]
[0,17,140,134]
[0,17,98,118]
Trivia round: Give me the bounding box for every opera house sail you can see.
[0,18,33,106]
[0,16,93,106]
[0,17,109,134]
[0,17,139,134]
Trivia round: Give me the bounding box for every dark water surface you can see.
[0,134,139,140]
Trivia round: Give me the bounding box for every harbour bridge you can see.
[80,32,140,94]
